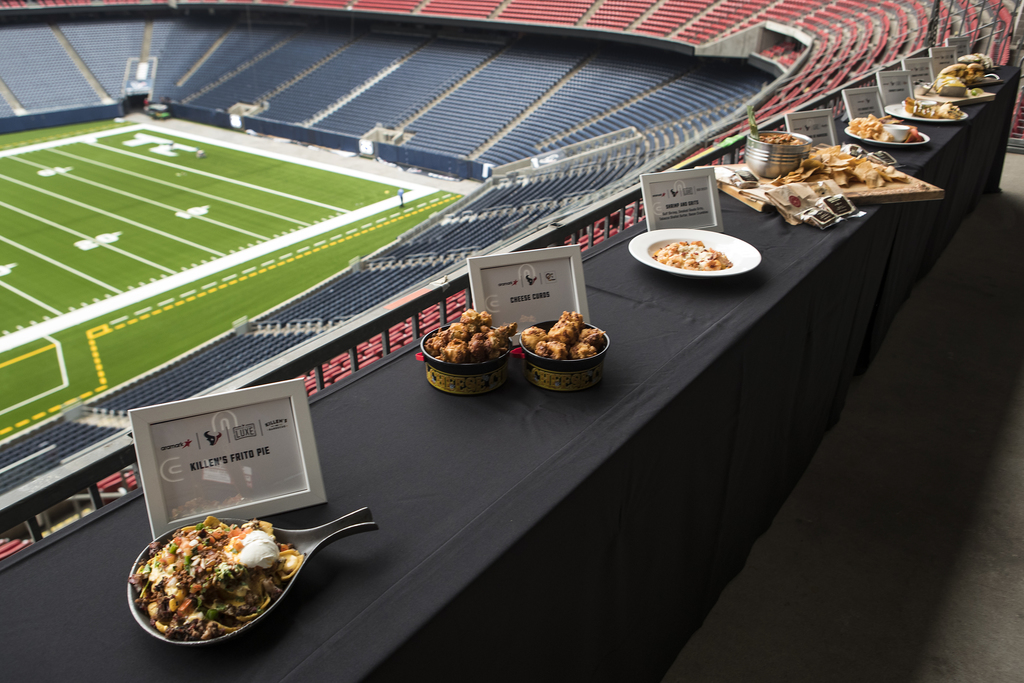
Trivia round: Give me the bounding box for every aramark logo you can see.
[497,279,519,287]
[160,439,193,451]
[204,431,222,446]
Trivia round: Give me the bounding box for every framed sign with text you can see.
[640,167,722,232]
[841,86,884,121]
[945,36,971,60]
[876,70,913,107]
[929,46,958,72]
[785,109,838,146]
[467,245,588,326]
[130,378,327,538]
[902,57,934,84]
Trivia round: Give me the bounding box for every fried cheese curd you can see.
[522,311,607,361]
[424,309,517,363]
[129,516,303,642]
[652,240,733,271]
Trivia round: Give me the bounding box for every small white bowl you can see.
[883,124,911,142]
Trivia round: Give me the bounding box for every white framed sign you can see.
[902,57,935,85]
[640,167,722,232]
[467,244,588,326]
[842,87,884,121]
[945,36,972,60]
[785,109,837,146]
[929,46,958,72]
[130,378,327,538]
[877,70,913,107]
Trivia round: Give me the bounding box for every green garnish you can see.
[195,523,205,531]
[167,543,178,554]
[206,608,220,621]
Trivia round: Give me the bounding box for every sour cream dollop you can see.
[238,530,280,569]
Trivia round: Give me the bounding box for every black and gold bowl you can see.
[521,322,610,392]
[419,326,510,395]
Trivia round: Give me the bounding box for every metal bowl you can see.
[420,325,510,395]
[744,132,813,179]
[521,322,609,392]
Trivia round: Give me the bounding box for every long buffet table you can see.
[1,68,1017,682]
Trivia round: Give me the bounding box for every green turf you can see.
[0,123,459,439]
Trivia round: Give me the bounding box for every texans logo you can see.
[525,274,538,285]
[204,431,222,446]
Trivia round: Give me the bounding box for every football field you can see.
[0,122,459,439]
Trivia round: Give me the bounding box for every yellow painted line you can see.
[15,419,29,427]
[229,279,238,285]
[151,309,162,316]
[32,411,46,420]
[197,292,206,298]
[79,391,93,399]
[0,427,12,435]
[48,405,61,413]
[127,318,138,325]
[115,323,126,329]
[0,343,56,369]
[186,296,196,301]
[163,305,174,311]
[175,301,184,306]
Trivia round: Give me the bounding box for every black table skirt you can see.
[0,68,1016,683]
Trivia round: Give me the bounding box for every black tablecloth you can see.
[0,68,1016,683]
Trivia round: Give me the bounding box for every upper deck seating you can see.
[59,20,145,99]
[260,32,424,124]
[0,25,101,112]
[403,39,586,158]
[315,38,499,137]
[189,31,350,110]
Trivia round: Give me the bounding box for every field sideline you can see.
[0,121,461,441]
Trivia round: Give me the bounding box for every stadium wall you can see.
[0,102,124,135]
[171,103,490,180]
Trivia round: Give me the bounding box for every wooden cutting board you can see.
[717,163,945,223]
[912,84,995,104]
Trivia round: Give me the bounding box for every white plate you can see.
[628,229,761,279]
[883,104,968,123]
[844,127,931,147]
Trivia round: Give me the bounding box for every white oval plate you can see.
[628,229,761,279]
[883,104,967,123]
[844,127,931,147]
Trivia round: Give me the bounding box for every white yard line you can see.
[0,233,121,293]
[0,172,223,259]
[46,148,310,226]
[0,278,63,315]
[0,199,177,275]
[0,188,439,354]
[90,142,354,214]
[9,155,269,242]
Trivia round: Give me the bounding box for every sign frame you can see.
[785,109,838,146]
[902,57,935,85]
[841,86,884,121]
[639,166,723,233]
[467,244,589,325]
[130,378,327,538]
[876,70,913,107]
[945,36,972,60]
[929,46,959,72]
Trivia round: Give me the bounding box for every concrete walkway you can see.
[662,153,1024,683]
